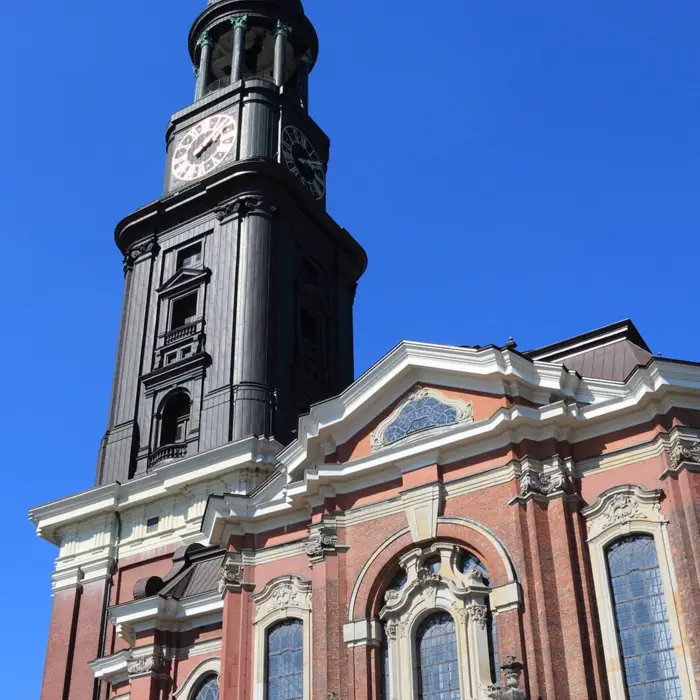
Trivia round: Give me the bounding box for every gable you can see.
[157,266,211,296]
[332,384,511,463]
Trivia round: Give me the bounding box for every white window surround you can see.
[582,484,698,700]
[252,575,312,700]
[380,543,494,700]
[173,657,221,699]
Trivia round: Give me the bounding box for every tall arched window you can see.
[160,391,190,446]
[191,674,219,700]
[416,612,460,700]
[606,535,683,700]
[266,619,303,700]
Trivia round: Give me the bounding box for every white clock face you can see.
[171,113,237,182]
[282,125,326,200]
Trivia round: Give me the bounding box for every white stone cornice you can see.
[29,436,281,545]
[109,590,223,645]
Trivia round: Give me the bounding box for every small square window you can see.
[146,516,160,533]
[171,292,198,330]
[166,352,177,365]
[177,243,202,269]
[181,346,192,359]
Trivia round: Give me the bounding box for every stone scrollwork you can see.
[518,467,567,499]
[253,575,312,622]
[371,385,474,452]
[582,484,665,541]
[127,647,168,679]
[670,438,700,470]
[219,552,246,595]
[303,521,339,565]
[215,196,277,222]
[124,238,160,272]
[468,603,488,630]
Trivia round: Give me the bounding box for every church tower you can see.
[97,0,367,485]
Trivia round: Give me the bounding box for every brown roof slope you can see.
[525,319,653,382]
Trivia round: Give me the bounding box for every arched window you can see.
[606,535,683,700]
[160,391,190,446]
[191,674,219,700]
[266,619,303,700]
[416,612,460,700]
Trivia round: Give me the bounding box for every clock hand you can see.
[193,123,232,159]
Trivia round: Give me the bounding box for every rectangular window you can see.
[177,243,202,269]
[171,292,198,330]
[146,516,160,533]
[301,307,320,347]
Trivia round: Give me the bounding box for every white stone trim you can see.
[401,482,443,543]
[583,485,697,700]
[173,657,221,699]
[370,385,473,453]
[252,575,312,700]
[380,544,493,700]
[109,590,223,646]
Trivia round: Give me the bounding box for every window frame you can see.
[172,657,221,700]
[380,544,494,700]
[252,575,312,700]
[583,485,695,700]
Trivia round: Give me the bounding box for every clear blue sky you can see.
[2,1,699,696]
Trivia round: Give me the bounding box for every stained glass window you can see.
[606,535,683,700]
[416,612,461,700]
[192,675,219,700]
[383,396,459,446]
[266,619,304,700]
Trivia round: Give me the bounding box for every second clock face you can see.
[282,125,326,200]
[171,114,237,182]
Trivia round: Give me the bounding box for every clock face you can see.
[282,126,326,200]
[171,114,237,182]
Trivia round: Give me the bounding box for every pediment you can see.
[157,266,211,296]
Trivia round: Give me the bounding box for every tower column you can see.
[195,31,213,100]
[231,196,277,440]
[274,20,292,87]
[297,50,311,109]
[230,15,248,84]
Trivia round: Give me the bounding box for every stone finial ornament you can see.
[485,654,526,700]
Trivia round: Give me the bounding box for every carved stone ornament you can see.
[253,575,312,622]
[370,385,474,453]
[582,484,665,541]
[326,693,340,700]
[671,438,700,470]
[219,552,245,595]
[123,239,160,272]
[519,467,567,498]
[468,603,488,630]
[215,196,277,221]
[304,523,338,565]
[484,654,526,700]
[127,647,167,679]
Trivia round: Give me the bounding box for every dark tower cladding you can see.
[96,0,367,485]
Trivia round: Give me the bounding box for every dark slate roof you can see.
[160,547,225,600]
[525,319,653,383]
